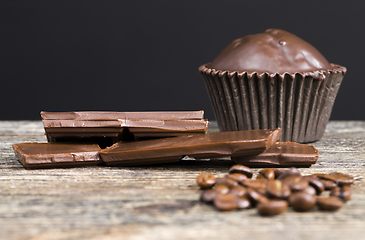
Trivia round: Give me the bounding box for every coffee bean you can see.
[277,167,301,180]
[200,189,218,203]
[330,185,352,202]
[329,173,354,186]
[228,165,253,178]
[266,180,291,199]
[299,186,317,196]
[213,184,230,194]
[213,193,239,211]
[282,175,309,192]
[303,176,324,195]
[215,177,238,188]
[257,169,275,180]
[247,187,268,206]
[236,197,252,209]
[316,173,354,186]
[319,179,338,190]
[317,196,344,211]
[274,169,286,179]
[228,185,248,197]
[196,173,216,189]
[341,185,352,202]
[226,173,248,184]
[195,167,353,215]
[288,191,316,212]
[315,173,339,182]
[330,172,354,181]
[242,178,267,190]
[329,187,341,200]
[257,199,288,216]
[255,187,267,196]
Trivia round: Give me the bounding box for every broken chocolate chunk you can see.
[100,128,281,166]
[232,142,318,168]
[13,142,101,169]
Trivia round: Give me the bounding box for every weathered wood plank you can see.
[0,121,364,240]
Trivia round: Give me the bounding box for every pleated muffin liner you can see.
[199,64,346,143]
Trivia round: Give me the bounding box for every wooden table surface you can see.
[1,121,364,240]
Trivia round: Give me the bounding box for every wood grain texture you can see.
[0,121,364,240]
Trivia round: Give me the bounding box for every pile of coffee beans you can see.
[196,165,354,216]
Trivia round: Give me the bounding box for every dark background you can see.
[1,1,364,120]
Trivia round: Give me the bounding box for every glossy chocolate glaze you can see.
[209,29,332,74]
[232,141,318,167]
[12,142,101,169]
[100,128,281,166]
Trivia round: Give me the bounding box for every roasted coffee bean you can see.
[226,173,248,184]
[200,189,218,203]
[340,185,352,202]
[229,185,248,197]
[330,185,352,202]
[247,187,268,206]
[228,165,253,178]
[274,169,286,179]
[299,186,317,196]
[329,187,342,200]
[316,173,340,182]
[303,176,324,195]
[316,173,354,186]
[288,191,316,212]
[257,199,288,216]
[196,168,353,215]
[266,180,291,199]
[317,196,344,211]
[282,175,309,192]
[332,173,354,186]
[236,197,252,209]
[255,187,267,196]
[319,179,338,190]
[196,173,216,189]
[214,184,230,194]
[277,167,301,180]
[330,172,354,179]
[242,178,267,190]
[257,168,275,180]
[215,177,238,188]
[213,193,239,211]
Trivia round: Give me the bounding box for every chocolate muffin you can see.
[199,29,346,142]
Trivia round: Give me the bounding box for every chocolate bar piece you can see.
[13,142,101,169]
[41,111,209,148]
[99,128,281,166]
[40,111,205,120]
[231,142,319,167]
[43,119,208,134]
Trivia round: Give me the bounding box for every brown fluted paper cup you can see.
[199,64,346,143]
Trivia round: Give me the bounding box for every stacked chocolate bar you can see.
[41,111,209,147]
[13,111,319,169]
